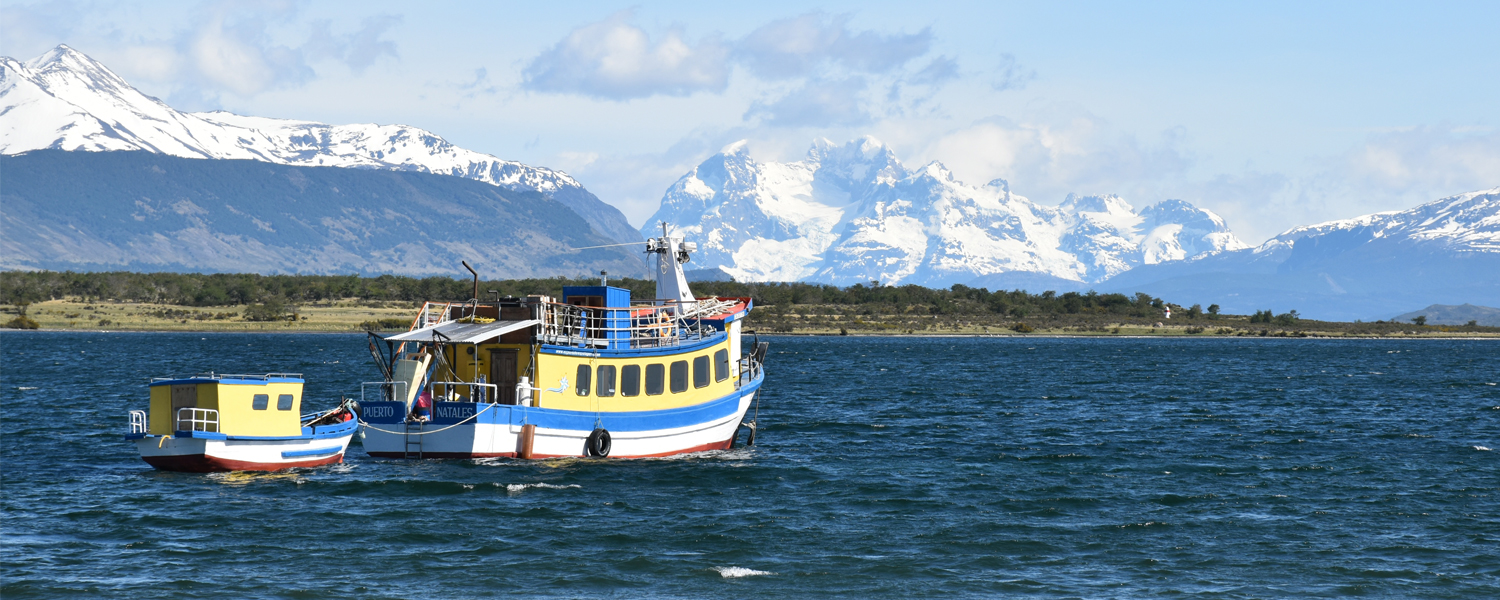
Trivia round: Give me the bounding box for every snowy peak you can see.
[646,138,1249,286]
[0,45,641,245]
[1270,187,1500,252]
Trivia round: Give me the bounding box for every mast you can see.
[646,222,697,313]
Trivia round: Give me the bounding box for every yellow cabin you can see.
[147,374,305,437]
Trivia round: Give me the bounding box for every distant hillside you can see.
[0,150,645,279]
[1097,188,1500,321]
[1391,304,1500,326]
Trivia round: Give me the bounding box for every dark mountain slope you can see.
[0,150,646,278]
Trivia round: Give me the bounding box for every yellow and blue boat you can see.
[357,229,768,459]
[126,373,358,472]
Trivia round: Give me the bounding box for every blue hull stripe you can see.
[282,446,343,458]
[360,374,763,433]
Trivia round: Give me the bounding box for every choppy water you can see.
[3,332,1499,598]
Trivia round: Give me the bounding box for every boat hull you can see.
[133,429,356,472]
[360,378,760,459]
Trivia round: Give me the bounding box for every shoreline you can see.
[6,328,1497,339]
[6,298,1496,338]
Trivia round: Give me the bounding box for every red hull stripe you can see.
[143,453,344,473]
[367,437,735,460]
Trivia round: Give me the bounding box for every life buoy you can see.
[586,428,612,457]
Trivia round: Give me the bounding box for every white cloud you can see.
[922,113,1193,203]
[736,12,931,79]
[521,9,956,115]
[744,77,873,128]
[1338,126,1500,195]
[304,15,402,74]
[992,53,1034,91]
[522,10,732,100]
[1,1,400,109]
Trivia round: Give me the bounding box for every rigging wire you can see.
[570,242,644,250]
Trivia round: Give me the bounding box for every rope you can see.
[358,402,498,436]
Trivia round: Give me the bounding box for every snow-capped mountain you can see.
[645,137,1247,287]
[1098,188,1500,320]
[0,45,640,245]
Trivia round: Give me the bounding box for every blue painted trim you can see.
[125,433,147,440]
[539,331,727,358]
[488,375,762,432]
[169,420,356,441]
[358,372,764,433]
[282,446,342,458]
[150,377,303,387]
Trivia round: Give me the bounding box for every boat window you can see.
[622,365,641,396]
[693,356,710,388]
[714,349,729,382]
[670,361,689,393]
[596,365,616,397]
[646,364,664,395]
[575,364,592,396]
[277,394,294,411]
[252,394,269,410]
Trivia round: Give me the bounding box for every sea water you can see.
[2,332,1498,598]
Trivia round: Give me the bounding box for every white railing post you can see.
[128,410,147,434]
[175,408,220,433]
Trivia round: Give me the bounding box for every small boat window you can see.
[670,361,689,393]
[252,394,269,410]
[596,365,616,397]
[693,356,710,388]
[714,349,729,382]
[622,365,641,396]
[646,364,665,395]
[575,364,592,396]
[277,394,294,411]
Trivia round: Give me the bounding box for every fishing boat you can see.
[126,373,359,472]
[356,228,768,459]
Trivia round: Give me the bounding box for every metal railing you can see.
[362,381,409,405]
[430,381,499,404]
[151,372,303,383]
[175,408,219,433]
[535,300,725,349]
[400,297,738,351]
[128,410,147,434]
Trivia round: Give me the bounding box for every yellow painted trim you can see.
[534,339,735,412]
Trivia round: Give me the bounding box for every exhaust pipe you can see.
[462,260,479,301]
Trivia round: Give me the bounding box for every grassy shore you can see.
[4,298,1498,337]
[6,299,416,332]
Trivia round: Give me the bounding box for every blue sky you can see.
[3,0,1496,242]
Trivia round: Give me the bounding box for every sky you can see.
[3,0,1497,243]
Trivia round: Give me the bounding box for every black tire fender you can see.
[586,428,612,457]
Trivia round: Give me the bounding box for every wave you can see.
[714,566,773,578]
[501,482,581,494]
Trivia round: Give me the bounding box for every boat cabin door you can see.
[171,384,197,426]
[490,349,518,405]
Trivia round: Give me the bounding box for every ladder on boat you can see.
[404,421,424,459]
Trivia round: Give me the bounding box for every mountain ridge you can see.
[0,44,641,246]
[1095,188,1500,320]
[645,136,1248,288]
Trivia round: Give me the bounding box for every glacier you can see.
[644,136,1248,287]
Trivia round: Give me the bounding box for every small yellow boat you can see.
[126,373,358,472]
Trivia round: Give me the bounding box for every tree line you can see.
[2,270,1220,319]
